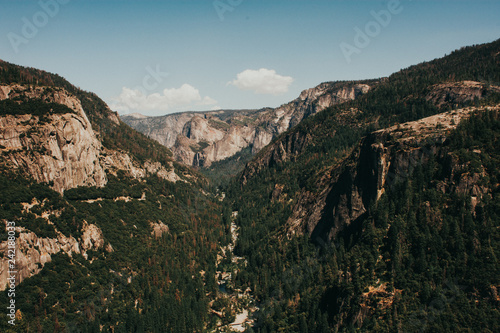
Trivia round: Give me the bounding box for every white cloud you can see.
[110,83,217,113]
[229,68,294,95]
[201,96,218,106]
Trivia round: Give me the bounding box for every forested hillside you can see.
[0,60,189,173]
[0,61,230,332]
[1,39,499,332]
[225,39,500,332]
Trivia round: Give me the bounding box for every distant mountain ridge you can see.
[121,80,375,168]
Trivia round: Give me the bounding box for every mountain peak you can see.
[122,112,149,119]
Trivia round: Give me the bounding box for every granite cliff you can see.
[0,84,183,194]
[0,61,198,293]
[286,105,499,242]
[122,81,374,167]
[0,219,106,291]
[0,84,107,193]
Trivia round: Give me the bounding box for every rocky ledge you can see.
[286,106,499,242]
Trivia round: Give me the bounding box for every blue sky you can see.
[1,0,499,116]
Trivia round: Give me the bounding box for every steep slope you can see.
[0,60,227,332]
[286,106,498,242]
[241,38,500,187]
[1,37,499,332]
[0,62,198,194]
[0,85,107,193]
[122,81,374,168]
[225,38,500,332]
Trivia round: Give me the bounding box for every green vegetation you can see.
[201,146,254,188]
[0,168,229,332]
[0,60,229,332]
[1,39,499,332]
[0,99,75,117]
[75,90,177,168]
[225,109,500,332]
[0,60,179,174]
[223,39,500,332]
[208,118,231,130]
[229,117,256,127]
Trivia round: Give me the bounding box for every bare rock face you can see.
[0,221,105,291]
[286,106,498,242]
[287,83,371,128]
[0,84,188,289]
[0,85,107,193]
[101,149,182,183]
[122,81,373,167]
[101,149,146,179]
[1,84,93,123]
[252,127,274,154]
[182,115,225,142]
[123,112,196,148]
[150,221,169,238]
[80,221,105,253]
[0,84,184,192]
[298,83,370,102]
[426,81,500,107]
[198,125,256,167]
[144,160,181,183]
[172,135,197,167]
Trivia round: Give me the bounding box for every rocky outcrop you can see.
[123,112,198,148]
[0,84,184,192]
[252,127,274,154]
[0,220,105,291]
[282,82,371,130]
[172,135,198,167]
[286,106,499,242]
[150,221,169,238]
[101,149,181,183]
[182,115,225,142]
[122,81,374,167]
[195,125,257,167]
[240,107,364,185]
[80,221,105,253]
[426,81,500,107]
[0,85,107,193]
[0,82,193,290]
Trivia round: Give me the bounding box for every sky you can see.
[1,0,499,116]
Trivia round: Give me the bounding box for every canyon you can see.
[122,81,374,167]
